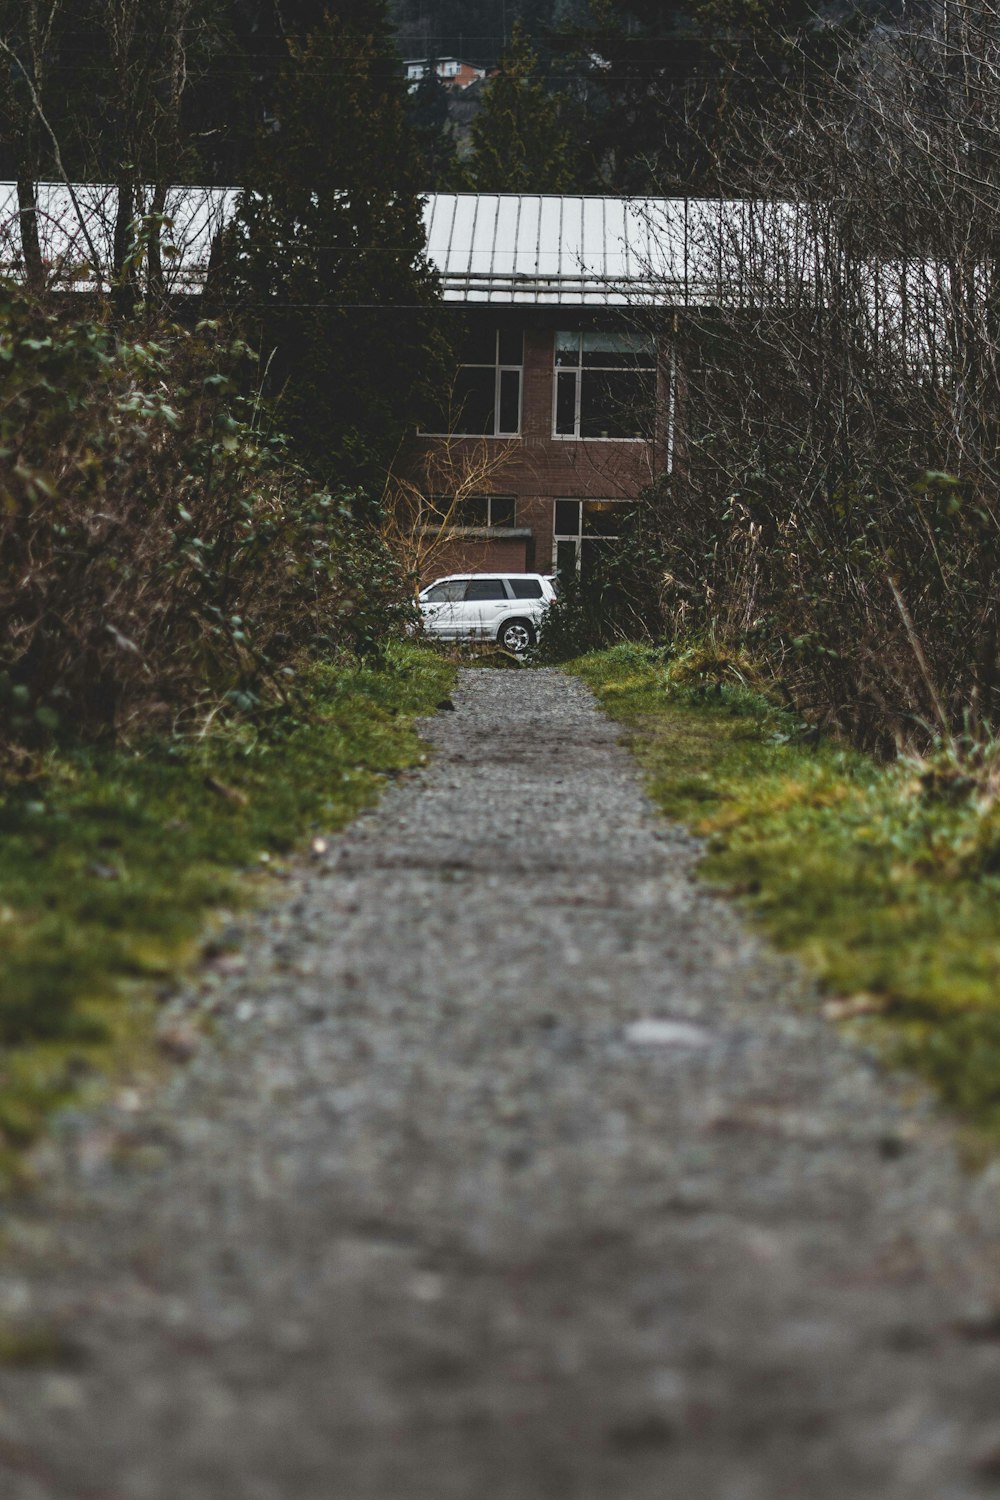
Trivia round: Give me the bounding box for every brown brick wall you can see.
[396,325,662,578]
[424,535,528,582]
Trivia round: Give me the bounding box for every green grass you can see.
[574,643,1000,1137]
[0,643,453,1171]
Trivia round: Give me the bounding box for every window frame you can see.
[420,329,523,439]
[468,494,517,529]
[551,498,634,574]
[421,494,518,529]
[552,331,656,443]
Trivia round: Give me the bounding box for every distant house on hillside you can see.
[404,57,487,91]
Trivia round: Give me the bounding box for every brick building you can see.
[0,184,756,585]
[395,193,680,583]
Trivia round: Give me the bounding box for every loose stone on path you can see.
[0,668,999,1499]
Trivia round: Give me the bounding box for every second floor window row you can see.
[423,327,656,441]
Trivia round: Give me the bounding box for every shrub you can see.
[0,287,414,759]
[534,505,669,662]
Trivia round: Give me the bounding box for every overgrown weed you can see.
[576,643,1000,1137]
[0,643,452,1171]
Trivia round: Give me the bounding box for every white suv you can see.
[418,573,557,652]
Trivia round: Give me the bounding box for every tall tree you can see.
[0,0,67,287]
[222,1,445,490]
[463,21,576,190]
[407,63,460,188]
[95,0,198,303]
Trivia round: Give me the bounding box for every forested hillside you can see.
[388,0,591,65]
[394,0,899,190]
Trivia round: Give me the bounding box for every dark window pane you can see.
[498,368,520,433]
[555,370,577,435]
[579,369,653,439]
[455,495,489,525]
[464,579,508,600]
[509,578,543,598]
[458,326,497,365]
[498,328,523,365]
[421,495,454,524]
[556,539,578,577]
[420,396,449,433]
[580,538,612,582]
[453,366,496,434]
[490,496,516,527]
[583,501,630,537]
[554,499,581,535]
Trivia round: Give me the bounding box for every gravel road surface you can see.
[1,667,1000,1500]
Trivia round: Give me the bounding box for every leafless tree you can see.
[0,1,65,288]
[382,433,521,582]
[97,0,196,307]
[640,0,1000,753]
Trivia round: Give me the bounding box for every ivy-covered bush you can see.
[0,287,413,756]
[535,506,671,661]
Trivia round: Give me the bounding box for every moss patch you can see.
[0,644,453,1169]
[574,643,1000,1136]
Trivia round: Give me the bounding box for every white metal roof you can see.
[0,184,771,306]
[425,193,701,304]
[0,184,887,318]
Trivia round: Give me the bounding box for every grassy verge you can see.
[574,643,1000,1137]
[0,643,452,1172]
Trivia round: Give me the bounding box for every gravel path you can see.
[2,667,1000,1500]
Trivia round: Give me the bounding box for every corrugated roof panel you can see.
[554,196,582,301]
[493,195,520,282]
[581,196,603,293]
[640,199,684,286]
[452,194,480,281]
[0,185,810,307]
[603,197,629,287]
[527,196,555,299]
[423,193,450,269]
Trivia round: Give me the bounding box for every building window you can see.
[454,494,517,528]
[552,498,633,575]
[422,494,517,529]
[553,331,655,440]
[423,328,523,437]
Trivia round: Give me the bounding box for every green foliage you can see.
[534,564,622,659]
[0,285,415,753]
[0,643,452,1166]
[577,645,1000,1135]
[408,68,461,189]
[463,22,577,191]
[221,2,447,490]
[535,504,673,660]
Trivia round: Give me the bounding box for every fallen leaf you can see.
[821,992,889,1021]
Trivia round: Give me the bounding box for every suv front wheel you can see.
[498,618,535,653]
